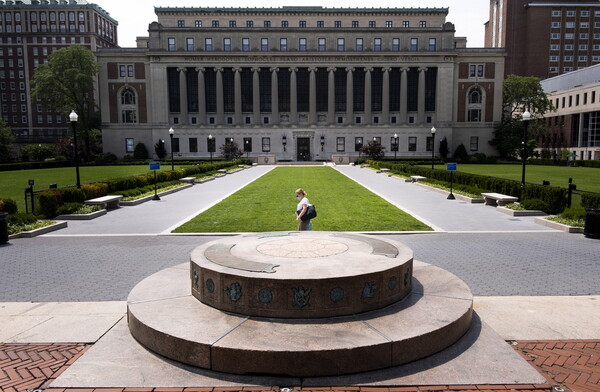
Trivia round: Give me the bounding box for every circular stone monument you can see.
[128,232,473,376]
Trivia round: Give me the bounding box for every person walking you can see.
[295,188,312,231]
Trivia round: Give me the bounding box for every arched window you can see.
[120,88,137,123]
[467,86,483,122]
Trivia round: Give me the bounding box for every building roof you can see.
[154,6,449,15]
[541,64,600,92]
[0,0,117,24]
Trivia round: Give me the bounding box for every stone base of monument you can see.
[127,232,473,377]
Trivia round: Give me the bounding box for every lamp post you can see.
[430,126,436,170]
[208,134,214,163]
[393,133,398,161]
[245,139,249,159]
[521,109,532,190]
[169,127,174,171]
[69,110,81,188]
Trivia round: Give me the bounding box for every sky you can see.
[92,0,490,48]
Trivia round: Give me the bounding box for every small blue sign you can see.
[149,162,160,171]
[447,163,457,171]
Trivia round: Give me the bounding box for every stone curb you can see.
[413,182,485,204]
[55,209,108,220]
[534,216,584,233]
[8,221,68,239]
[496,206,547,217]
[119,183,193,206]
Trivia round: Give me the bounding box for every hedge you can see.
[581,193,600,209]
[530,159,600,168]
[367,160,568,214]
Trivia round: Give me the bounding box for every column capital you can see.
[251,67,261,72]
[233,67,242,73]
[327,66,336,72]
[400,67,410,72]
[382,67,392,73]
[214,67,224,73]
[418,67,428,73]
[346,67,355,73]
[308,66,317,72]
[195,67,205,73]
[364,67,373,73]
[269,67,279,73]
[289,67,298,73]
[177,67,188,73]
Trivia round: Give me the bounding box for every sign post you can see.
[446,163,457,200]
[150,162,161,201]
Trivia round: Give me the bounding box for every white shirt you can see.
[297,197,310,212]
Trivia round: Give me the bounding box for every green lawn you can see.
[430,163,600,193]
[0,165,189,212]
[173,167,432,233]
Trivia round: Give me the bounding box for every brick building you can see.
[0,0,118,145]
[97,6,505,161]
[485,0,600,79]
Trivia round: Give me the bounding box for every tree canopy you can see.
[30,45,99,131]
[0,119,14,163]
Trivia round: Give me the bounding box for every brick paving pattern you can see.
[0,343,87,392]
[514,340,600,392]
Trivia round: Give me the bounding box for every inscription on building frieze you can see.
[180,55,437,63]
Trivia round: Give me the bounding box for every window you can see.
[469,64,484,78]
[335,21,342,28]
[282,21,288,28]
[581,10,589,17]
[565,33,574,39]
[246,20,253,28]
[581,22,589,28]
[550,44,559,51]
[352,21,359,28]
[264,21,271,28]
[566,10,575,17]
[261,38,268,51]
[172,138,180,153]
[552,10,561,17]
[374,38,382,51]
[242,38,250,51]
[212,20,219,27]
[317,21,324,28]
[369,21,376,28]
[168,37,176,51]
[119,65,126,77]
[356,38,363,51]
[392,38,400,51]
[410,38,418,51]
[126,138,135,153]
[566,21,575,28]
[580,33,589,39]
[223,38,231,51]
[299,21,306,28]
[229,20,236,28]
[120,88,137,123]
[127,65,134,77]
[186,37,194,51]
[565,44,573,50]
[419,21,426,28]
[470,136,479,151]
[402,21,409,28]
[549,67,559,73]
[578,56,587,62]
[550,55,559,62]
[337,38,345,51]
[385,21,392,28]
[178,20,185,27]
[564,55,573,61]
[408,137,417,151]
[299,38,307,51]
[429,38,436,51]
[280,38,287,51]
[205,38,213,51]
[551,33,560,39]
[195,20,202,27]
[552,22,561,28]
[564,67,573,72]
[318,38,326,51]
[355,137,363,152]
[189,138,198,153]
[467,86,482,122]
[336,137,345,152]
[262,137,270,152]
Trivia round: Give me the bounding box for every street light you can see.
[393,133,398,161]
[208,134,214,163]
[521,109,532,190]
[430,126,436,170]
[245,139,249,159]
[169,127,174,171]
[69,110,81,188]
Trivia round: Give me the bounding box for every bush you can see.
[0,198,18,213]
[82,183,108,199]
[469,153,487,163]
[133,143,149,160]
[61,187,86,204]
[453,144,469,162]
[7,212,37,226]
[521,198,549,212]
[560,206,586,220]
[37,191,60,218]
[93,152,118,164]
[581,193,600,209]
[56,202,84,215]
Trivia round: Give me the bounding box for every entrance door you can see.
[297,137,311,161]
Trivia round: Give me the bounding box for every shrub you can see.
[581,193,600,209]
[37,191,60,218]
[61,187,86,204]
[0,198,18,213]
[560,206,586,220]
[56,202,84,215]
[133,143,149,159]
[7,212,37,226]
[94,152,118,164]
[469,153,487,163]
[82,183,108,199]
[453,144,469,162]
[521,198,549,212]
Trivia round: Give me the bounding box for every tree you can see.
[360,140,386,160]
[220,142,243,160]
[20,144,55,162]
[0,119,14,163]
[155,139,167,159]
[453,144,469,162]
[489,75,553,159]
[134,143,149,159]
[438,137,449,160]
[30,45,100,160]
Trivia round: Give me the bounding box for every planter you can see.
[120,184,193,206]
[9,221,68,239]
[496,206,547,217]
[413,183,485,204]
[584,208,600,239]
[534,217,584,233]
[55,209,107,220]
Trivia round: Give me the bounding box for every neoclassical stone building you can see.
[97,6,505,161]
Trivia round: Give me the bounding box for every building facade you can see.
[485,0,600,79]
[98,7,505,161]
[539,63,600,160]
[0,0,118,144]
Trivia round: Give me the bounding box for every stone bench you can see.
[410,175,427,182]
[481,192,518,206]
[179,177,196,184]
[84,195,123,209]
[380,168,389,172]
[217,169,227,174]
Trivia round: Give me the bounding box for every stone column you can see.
[418,67,428,124]
[252,67,260,125]
[196,67,206,125]
[309,67,317,124]
[327,67,335,124]
[177,67,188,125]
[382,67,391,125]
[400,67,408,124]
[364,67,372,125]
[234,67,242,125]
[578,112,585,147]
[290,67,298,124]
[215,67,224,125]
[346,67,354,125]
[271,67,279,125]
